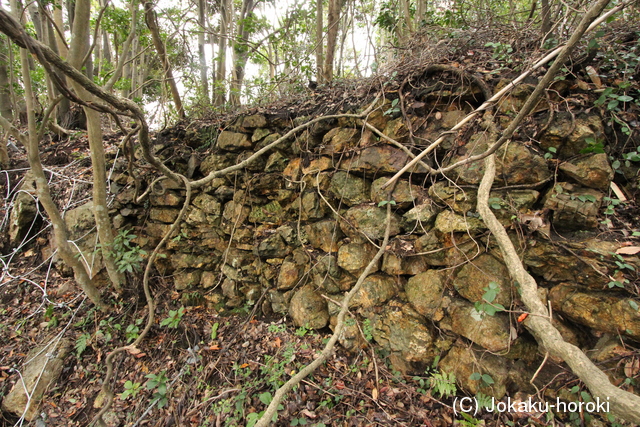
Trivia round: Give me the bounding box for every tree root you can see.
[477,149,640,423]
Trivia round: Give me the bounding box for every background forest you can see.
[1,0,640,426]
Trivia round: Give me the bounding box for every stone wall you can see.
[111,91,640,399]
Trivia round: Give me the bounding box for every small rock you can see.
[559,153,614,190]
[434,210,485,234]
[337,242,379,275]
[330,171,371,206]
[549,283,640,341]
[405,269,448,320]
[304,219,344,253]
[370,177,427,210]
[289,286,329,329]
[217,131,252,151]
[342,205,402,240]
[453,254,512,306]
[442,299,511,353]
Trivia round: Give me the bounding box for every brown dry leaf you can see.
[372,387,379,401]
[616,246,640,255]
[624,359,640,378]
[585,66,602,88]
[127,346,142,356]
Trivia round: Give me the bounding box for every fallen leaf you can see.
[372,387,379,400]
[273,337,282,348]
[127,347,142,356]
[616,246,640,255]
[624,358,640,378]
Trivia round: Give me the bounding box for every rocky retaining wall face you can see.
[106,106,639,399]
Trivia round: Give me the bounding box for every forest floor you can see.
[2,25,640,427]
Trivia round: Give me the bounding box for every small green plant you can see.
[210,322,219,340]
[485,41,513,63]
[125,318,143,343]
[383,98,400,116]
[246,392,281,427]
[487,197,503,210]
[430,370,457,398]
[120,380,142,400]
[109,229,147,273]
[295,325,310,337]
[75,332,91,357]
[544,146,557,159]
[602,196,622,216]
[362,318,373,342]
[44,304,58,328]
[607,252,635,289]
[145,371,169,408]
[172,229,189,243]
[471,282,505,320]
[267,323,287,334]
[377,199,397,207]
[457,412,484,427]
[470,372,494,388]
[580,137,605,154]
[160,306,185,328]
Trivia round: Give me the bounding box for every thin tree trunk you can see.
[214,0,230,106]
[52,0,71,124]
[68,0,124,292]
[0,38,13,120]
[541,0,552,37]
[144,1,184,118]
[106,0,137,93]
[197,0,209,103]
[315,0,323,83]
[230,0,256,106]
[323,0,342,82]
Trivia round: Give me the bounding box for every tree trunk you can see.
[541,0,552,37]
[68,0,124,292]
[197,0,209,103]
[144,1,185,118]
[0,37,14,121]
[52,0,71,124]
[214,0,230,106]
[315,0,324,83]
[230,0,256,106]
[323,0,342,82]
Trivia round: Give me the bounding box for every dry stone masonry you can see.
[96,83,640,399]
